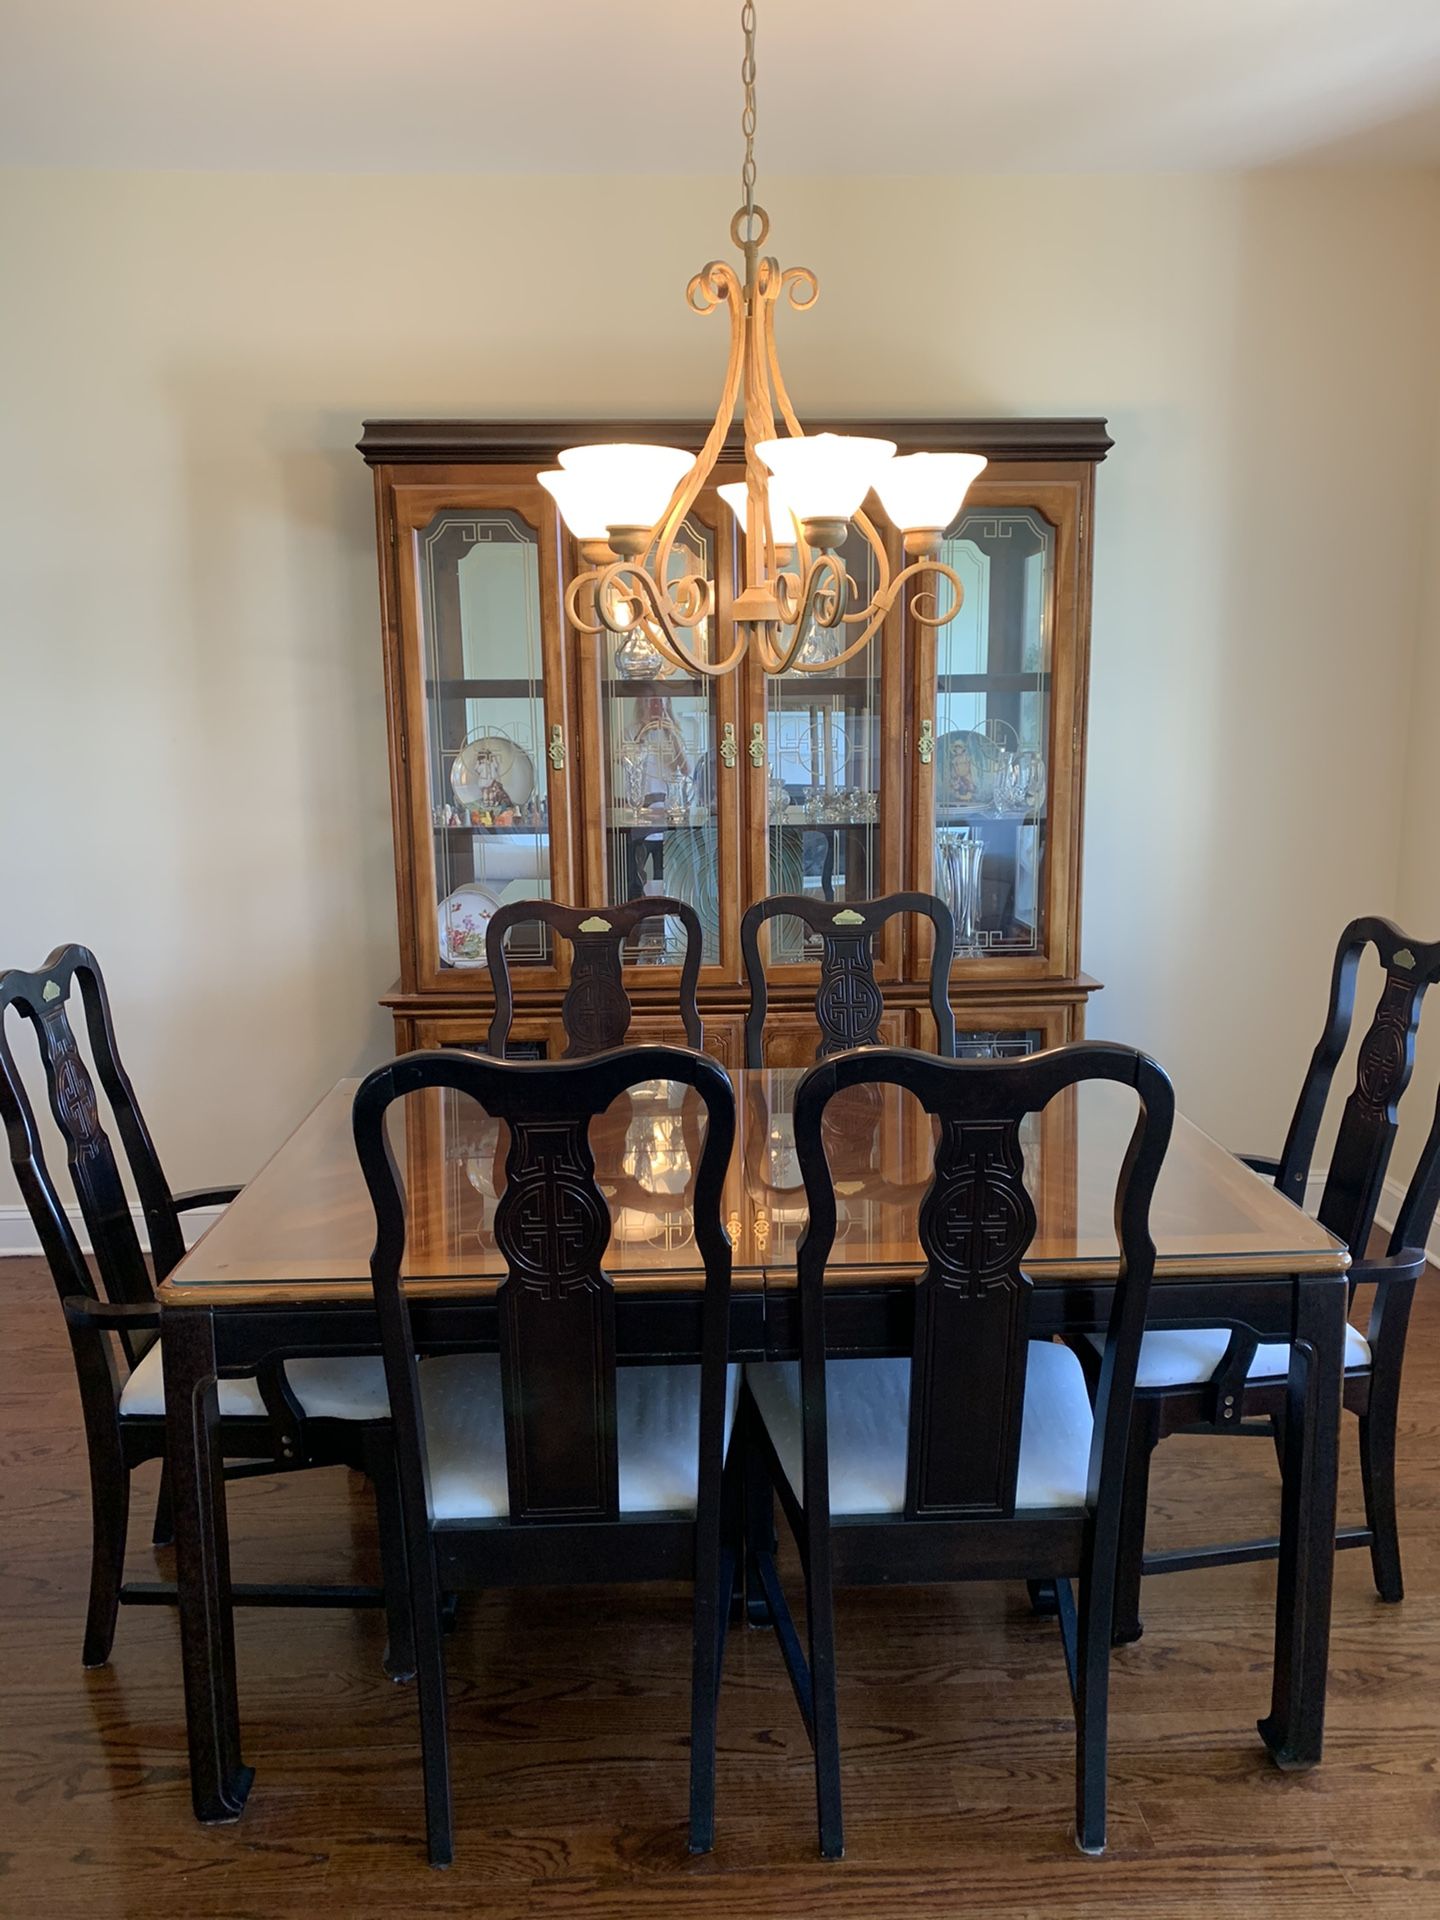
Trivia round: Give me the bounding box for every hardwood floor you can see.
[2,1253,1436,1918]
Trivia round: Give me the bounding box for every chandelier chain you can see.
[740,0,758,223]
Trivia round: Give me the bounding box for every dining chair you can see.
[739,891,957,1067]
[741,1040,1174,1858]
[352,1042,740,1867]
[0,945,407,1670]
[1089,918,1440,1643]
[484,896,704,1058]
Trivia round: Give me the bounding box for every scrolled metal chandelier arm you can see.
[799,555,966,673]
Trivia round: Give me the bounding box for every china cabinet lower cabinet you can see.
[359,418,1109,1060]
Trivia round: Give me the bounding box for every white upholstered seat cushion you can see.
[1085,1321,1371,1390]
[421,1356,742,1522]
[745,1341,1094,1517]
[119,1339,391,1420]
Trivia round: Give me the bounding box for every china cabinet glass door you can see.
[576,496,742,983]
[394,482,574,990]
[912,481,1080,980]
[749,517,904,975]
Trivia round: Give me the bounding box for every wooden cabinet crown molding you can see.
[357,417,1114,468]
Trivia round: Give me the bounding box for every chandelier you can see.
[538,0,986,678]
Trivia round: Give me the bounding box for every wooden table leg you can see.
[1257,1271,1346,1769]
[162,1304,254,1821]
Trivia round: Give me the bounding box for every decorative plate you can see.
[437,882,503,968]
[936,727,1004,810]
[450,735,535,812]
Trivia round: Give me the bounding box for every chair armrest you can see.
[1234,1152,1281,1178]
[173,1185,242,1212]
[62,1296,161,1334]
[1347,1247,1428,1288]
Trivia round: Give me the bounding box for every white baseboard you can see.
[0,1201,225,1258]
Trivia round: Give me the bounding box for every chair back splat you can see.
[740,892,956,1067]
[484,897,704,1060]
[1273,917,1440,1258]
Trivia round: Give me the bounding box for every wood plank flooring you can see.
[2,1253,1437,1917]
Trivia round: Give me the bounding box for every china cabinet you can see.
[358,418,1109,1064]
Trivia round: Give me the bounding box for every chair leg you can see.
[1027,1579,1060,1616]
[1358,1399,1403,1604]
[82,1436,130,1669]
[1073,1556,1115,1856]
[743,1420,777,1627]
[688,1467,735,1855]
[409,1538,453,1868]
[365,1430,416,1682]
[151,1461,174,1548]
[802,1538,844,1859]
[1111,1402,1159,1646]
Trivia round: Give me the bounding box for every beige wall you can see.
[1,166,1437,1214]
[1391,381,1440,1197]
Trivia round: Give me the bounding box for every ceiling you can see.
[4,0,1439,173]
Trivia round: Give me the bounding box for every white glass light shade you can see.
[556,443,695,532]
[717,479,799,548]
[874,451,988,533]
[754,433,897,523]
[537,469,610,541]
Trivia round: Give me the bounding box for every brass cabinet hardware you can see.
[548,723,566,770]
[917,718,935,765]
[720,722,738,769]
[748,722,766,767]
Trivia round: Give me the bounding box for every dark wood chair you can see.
[1099,916,1440,1644]
[0,946,408,1670]
[739,891,956,1067]
[352,1042,740,1867]
[741,1041,1174,1858]
[485,896,704,1058]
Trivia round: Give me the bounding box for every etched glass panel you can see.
[417,510,552,970]
[764,524,882,964]
[597,517,721,965]
[931,508,1053,960]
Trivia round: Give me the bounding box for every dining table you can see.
[157,1064,1350,1824]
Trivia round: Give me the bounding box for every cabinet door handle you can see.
[548,723,566,770]
[917,718,935,766]
[720,722,738,769]
[748,722,766,768]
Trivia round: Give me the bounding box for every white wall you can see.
[1,166,1437,1208]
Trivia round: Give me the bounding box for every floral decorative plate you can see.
[437,882,503,968]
